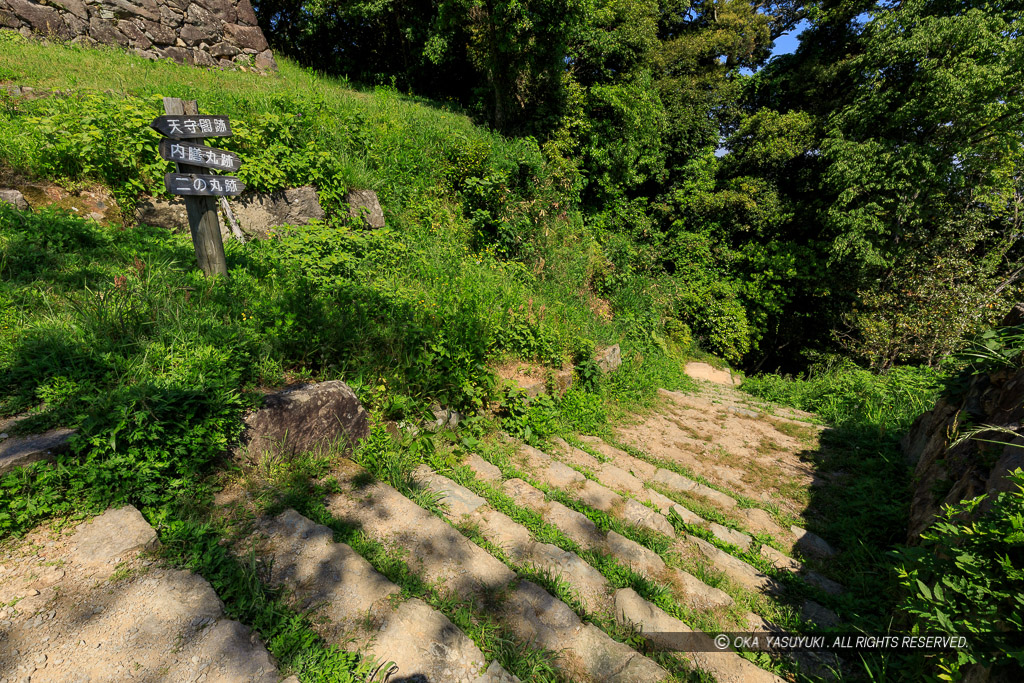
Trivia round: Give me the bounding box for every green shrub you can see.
[500,388,559,445]
[895,468,1024,679]
[741,360,943,433]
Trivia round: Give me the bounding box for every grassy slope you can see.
[0,35,700,680]
[0,34,695,532]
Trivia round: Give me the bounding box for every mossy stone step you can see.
[256,509,510,683]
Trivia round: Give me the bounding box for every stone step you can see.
[503,581,668,682]
[417,466,787,683]
[498,473,733,611]
[548,439,762,552]
[0,414,75,476]
[577,436,832,560]
[535,441,845,597]
[256,509,508,683]
[327,460,516,602]
[518,440,847,620]
[323,459,668,682]
[413,465,610,613]
[0,506,280,682]
[682,536,841,625]
[614,588,786,683]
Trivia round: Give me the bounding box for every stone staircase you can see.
[240,393,845,682]
[1,379,845,682]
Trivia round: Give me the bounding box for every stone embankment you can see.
[0,0,276,71]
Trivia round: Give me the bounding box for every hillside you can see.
[1,31,1020,683]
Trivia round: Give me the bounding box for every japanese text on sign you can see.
[151,115,232,139]
[165,173,245,197]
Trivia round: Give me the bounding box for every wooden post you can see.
[163,97,229,277]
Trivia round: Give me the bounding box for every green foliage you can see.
[500,388,559,445]
[742,360,944,433]
[895,469,1024,678]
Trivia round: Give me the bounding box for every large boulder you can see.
[230,186,324,239]
[346,189,385,228]
[242,381,370,460]
[135,195,189,230]
[135,186,324,239]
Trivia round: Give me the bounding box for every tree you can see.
[820,0,1024,366]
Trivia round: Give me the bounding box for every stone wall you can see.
[0,0,275,70]
[902,338,1024,542]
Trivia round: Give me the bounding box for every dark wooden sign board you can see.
[165,173,246,196]
[156,98,230,277]
[151,115,232,139]
[159,139,241,173]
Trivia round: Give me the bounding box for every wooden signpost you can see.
[151,98,245,278]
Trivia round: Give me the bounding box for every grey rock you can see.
[70,506,159,572]
[0,9,23,28]
[235,0,259,25]
[791,525,836,559]
[184,4,215,27]
[209,41,239,58]
[179,22,216,47]
[49,0,88,20]
[117,19,151,48]
[89,16,129,46]
[135,195,188,230]
[0,189,28,211]
[0,417,75,476]
[346,189,385,228]
[7,0,70,38]
[223,21,267,51]
[192,47,216,67]
[101,0,160,22]
[595,343,621,373]
[158,5,182,27]
[254,48,276,71]
[230,186,324,239]
[243,380,370,459]
[194,0,236,23]
[158,45,190,64]
[143,19,175,44]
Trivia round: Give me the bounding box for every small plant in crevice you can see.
[499,386,558,445]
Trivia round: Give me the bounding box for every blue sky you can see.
[770,19,810,60]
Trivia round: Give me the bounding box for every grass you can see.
[0,33,703,542]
